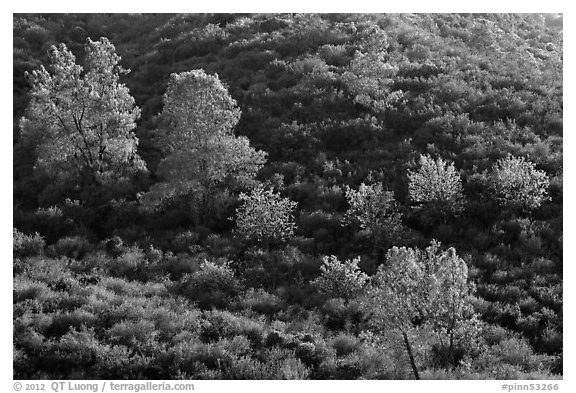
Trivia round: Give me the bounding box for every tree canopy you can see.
[235,186,297,244]
[408,154,464,223]
[20,37,146,192]
[141,69,267,224]
[490,154,550,211]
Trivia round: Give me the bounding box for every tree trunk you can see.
[402,330,420,380]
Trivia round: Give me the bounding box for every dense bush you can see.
[408,154,464,224]
[174,260,240,309]
[13,229,45,258]
[490,155,550,212]
[311,256,368,300]
[235,186,298,245]
[49,236,91,259]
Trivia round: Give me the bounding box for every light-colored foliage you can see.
[341,51,401,112]
[361,241,475,377]
[312,255,368,300]
[13,228,45,258]
[142,70,267,219]
[368,241,473,333]
[20,38,146,184]
[235,186,297,244]
[490,155,550,210]
[343,182,403,245]
[189,260,238,293]
[408,154,464,215]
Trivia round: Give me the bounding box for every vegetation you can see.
[408,154,464,223]
[13,13,562,380]
[235,186,297,244]
[19,38,146,204]
[490,155,550,212]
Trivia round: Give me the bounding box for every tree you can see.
[141,70,267,225]
[311,255,368,301]
[407,154,464,223]
[490,154,550,211]
[20,37,146,197]
[234,186,297,245]
[341,50,401,114]
[360,241,475,379]
[343,182,403,253]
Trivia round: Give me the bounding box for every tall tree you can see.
[142,70,267,226]
[20,37,146,200]
[360,241,475,379]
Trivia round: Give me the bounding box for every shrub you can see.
[276,357,310,379]
[407,154,464,221]
[15,206,73,244]
[106,320,159,348]
[13,278,53,303]
[331,333,360,357]
[472,334,557,377]
[107,245,150,280]
[311,255,368,300]
[171,230,201,253]
[203,234,237,257]
[490,155,550,211]
[199,310,265,346]
[44,310,99,338]
[235,288,283,316]
[295,342,317,365]
[13,229,45,258]
[159,252,204,280]
[321,298,348,330]
[235,186,297,244]
[265,331,286,348]
[175,261,240,309]
[50,236,91,259]
[343,182,403,244]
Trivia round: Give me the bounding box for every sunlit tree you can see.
[408,154,464,223]
[234,186,297,245]
[490,154,550,211]
[312,255,368,300]
[20,37,146,195]
[343,182,403,252]
[360,241,475,379]
[141,70,267,225]
[341,50,401,113]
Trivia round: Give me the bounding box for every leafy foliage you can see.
[13,228,45,258]
[408,154,464,218]
[490,155,550,211]
[235,186,297,244]
[141,69,267,226]
[341,50,399,112]
[343,182,403,249]
[311,255,368,300]
[174,260,240,309]
[20,38,146,191]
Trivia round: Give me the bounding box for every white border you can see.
[3,4,571,391]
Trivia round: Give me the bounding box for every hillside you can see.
[13,13,563,379]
